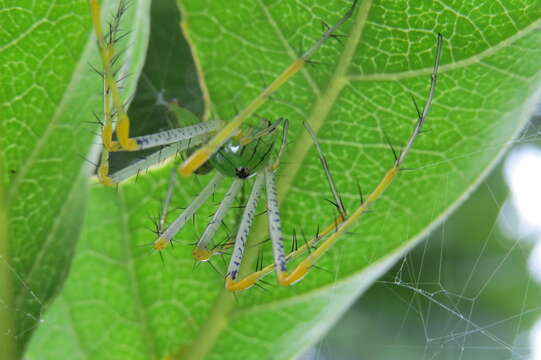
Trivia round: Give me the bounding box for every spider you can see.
[89,0,443,291]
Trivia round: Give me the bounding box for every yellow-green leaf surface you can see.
[27,0,541,359]
[0,0,150,355]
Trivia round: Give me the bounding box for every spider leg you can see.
[90,0,120,185]
[304,121,347,220]
[179,1,359,176]
[130,120,223,150]
[99,135,206,186]
[239,118,282,146]
[89,0,138,151]
[158,167,178,233]
[264,169,288,283]
[153,173,224,251]
[252,167,340,287]
[97,121,221,185]
[224,172,265,291]
[270,119,289,171]
[193,178,244,261]
[225,215,343,291]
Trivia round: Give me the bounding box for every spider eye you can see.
[235,167,251,179]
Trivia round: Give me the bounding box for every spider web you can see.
[307,112,541,360]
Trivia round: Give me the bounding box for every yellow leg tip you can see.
[116,114,140,151]
[89,0,104,38]
[109,141,122,152]
[153,237,168,251]
[279,263,310,286]
[89,0,100,15]
[98,176,114,187]
[103,142,120,152]
[179,147,211,177]
[102,124,113,150]
[97,165,115,187]
[225,274,259,292]
[118,137,139,151]
[276,274,286,286]
[192,247,212,261]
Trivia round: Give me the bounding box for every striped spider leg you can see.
[88,0,223,186]
[226,33,443,291]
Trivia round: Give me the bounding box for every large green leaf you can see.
[0,0,150,354]
[27,0,541,359]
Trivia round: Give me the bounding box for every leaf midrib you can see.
[179,1,373,359]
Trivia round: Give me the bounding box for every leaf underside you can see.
[27,0,541,359]
[0,0,149,355]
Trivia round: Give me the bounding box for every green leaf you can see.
[27,0,541,359]
[0,0,150,354]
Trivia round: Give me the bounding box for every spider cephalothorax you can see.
[211,120,279,179]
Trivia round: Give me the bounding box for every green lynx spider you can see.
[89,0,443,291]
